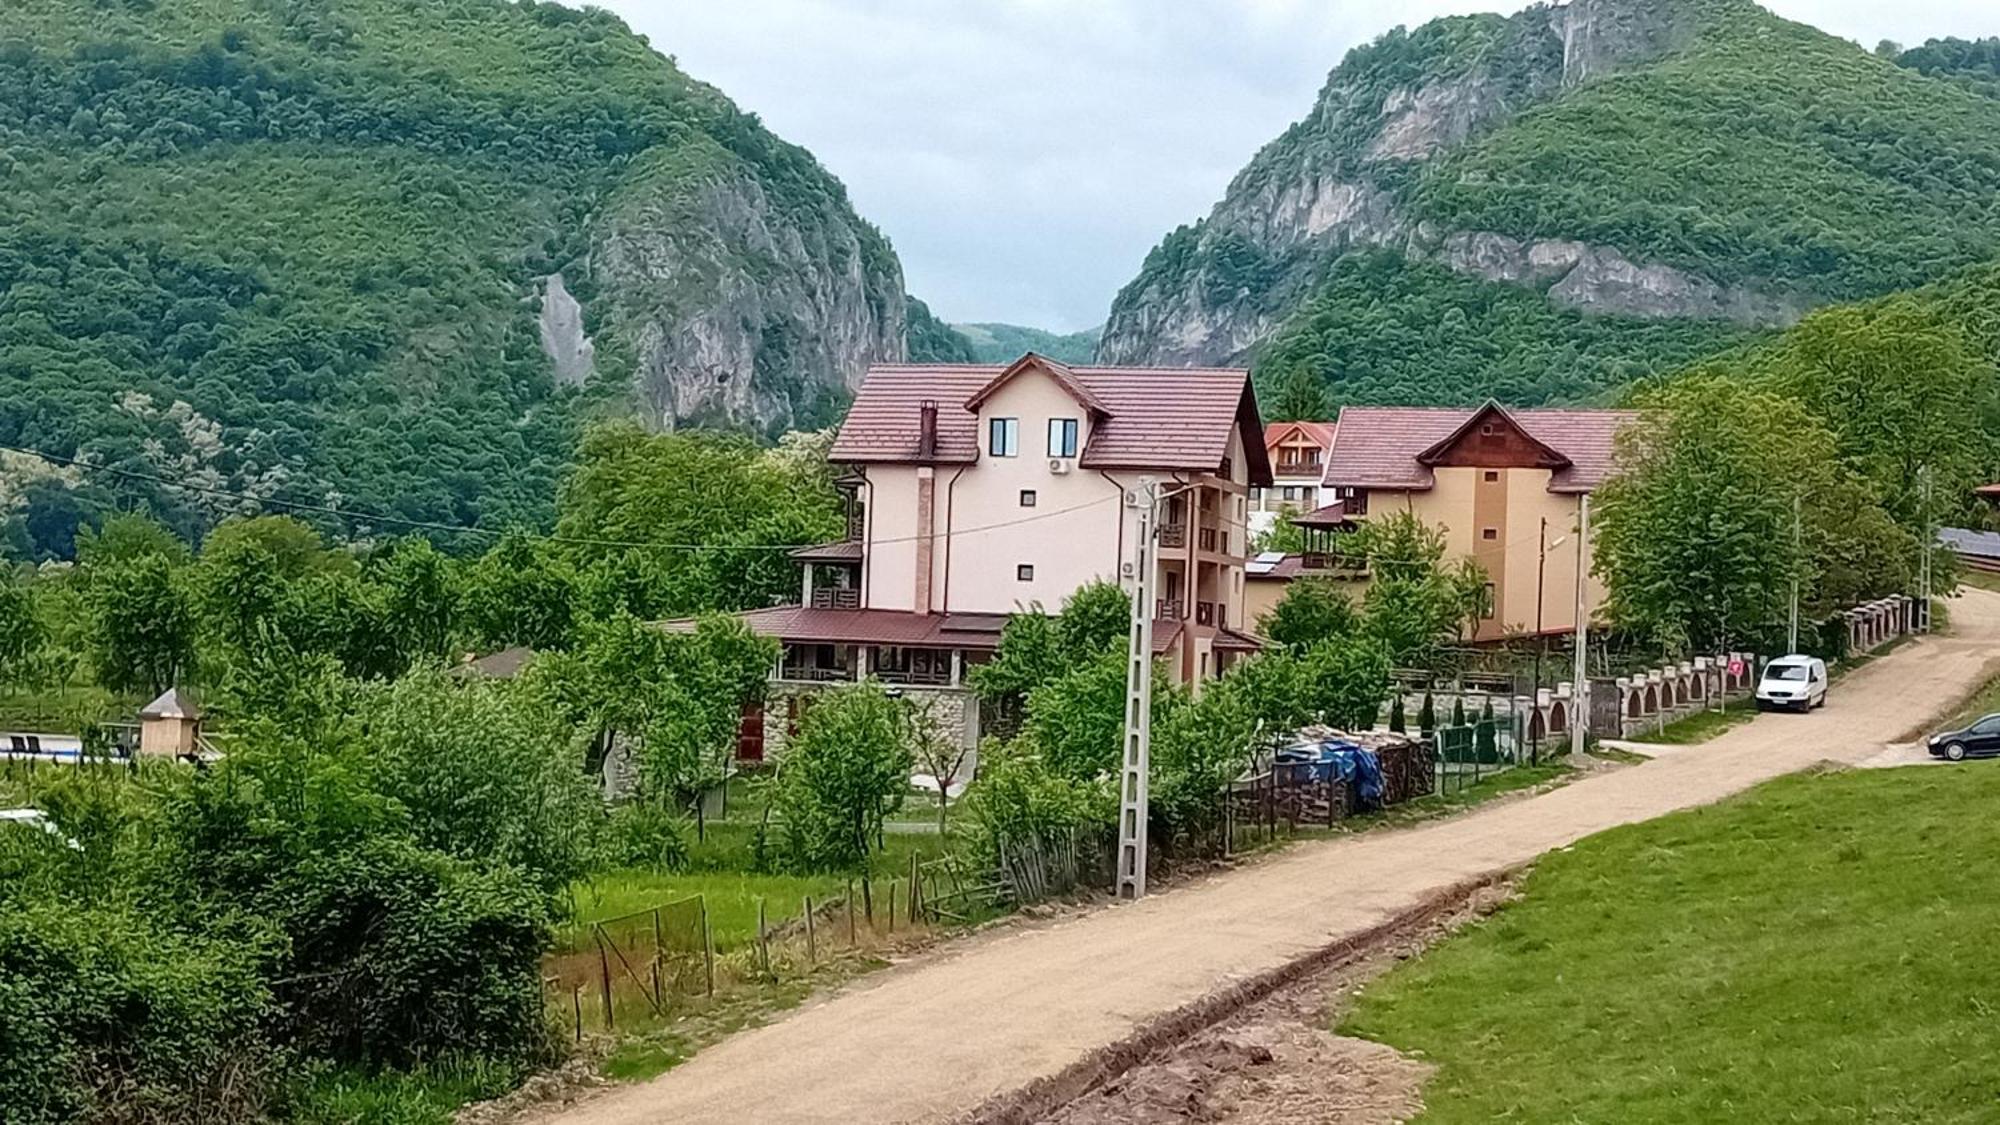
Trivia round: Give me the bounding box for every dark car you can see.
[1927,714,2000,761]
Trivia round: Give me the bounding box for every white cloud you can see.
[599,0,2000,331]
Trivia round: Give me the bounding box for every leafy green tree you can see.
[87,554,195,696]
[544,612,775,810]
[0,575,43,688]
[372,536,459,669]
[462,530,579,653]
[356,670,599,899]
[1266,363,1331,422]
[771,681,914,871]
[1250,505,1311,554]
[1298,636,1394,730]
[74,513,189,567]
[1261,576,1359,649]
[1352,512,1486,665]
[1594,377,1907,651]
[1021,650,1132,783]
[971,581,1129,705]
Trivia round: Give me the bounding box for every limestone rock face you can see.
[1099,0,1803,369]
[543,147,906,435]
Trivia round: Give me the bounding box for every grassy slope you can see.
[1342,764,2000,1122]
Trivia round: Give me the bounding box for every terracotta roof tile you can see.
[1263,420,1336,450]
[832,359,1271,483]
[1323,405,1638,494]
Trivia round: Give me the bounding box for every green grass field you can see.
[1639,696,1759,745]
[563,826,947,952]
[1341,763,2000,1122]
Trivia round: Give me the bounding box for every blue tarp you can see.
[1273,740,1386,809]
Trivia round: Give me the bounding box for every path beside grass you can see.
[533,590,2000,1125]
[1344,763,2000,1123]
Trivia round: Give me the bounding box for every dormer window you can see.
[988,417,1019,457]
[1046,418,1079,458]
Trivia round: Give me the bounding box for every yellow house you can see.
[1248,401,1635,642]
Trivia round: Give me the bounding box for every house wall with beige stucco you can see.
[1364,469,1604,641]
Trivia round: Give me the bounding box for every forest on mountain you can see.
[952,322,1101,365]
[1102,0,2000,414]
[0,0,918,556]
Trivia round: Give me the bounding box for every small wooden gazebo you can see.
[138,688,202,758]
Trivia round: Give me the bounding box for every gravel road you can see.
[528,591,2000,1125]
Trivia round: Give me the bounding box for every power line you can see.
[0,442,1123,553]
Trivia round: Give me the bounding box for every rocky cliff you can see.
[585,138,906,436]
[1099,0,2000,396]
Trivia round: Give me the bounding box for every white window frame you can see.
[1046,417,1079,458]
[988,417,1019,457]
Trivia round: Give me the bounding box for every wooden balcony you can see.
[810,587,861,610]
[1158,522,1187,549]
[1156,598,1185,621]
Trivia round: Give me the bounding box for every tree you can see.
[1419,692,1437,736]
[1476,697,1497,759]
[372,537,459,670]
[1021,650,1131,783]
[88,555,195,696]
[1250,506,1310,554]
[1350,512,1488,665]
[1593,376,1906,652]
[1297,636,1394,730]
[971,581,1129,705]
[904,696,972,833]
[1388,694,1406,733]
[462,529,576,652]
[771,682,913,871]
[1265,363,1331,423]
[548,612,777,810]
[1451,696,1467,727]
[0,575,42,688]
[1261,577,1359,649]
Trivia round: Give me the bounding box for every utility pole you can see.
[1534,516,1548,761]
[1570,494,1589,759]
[1920,464,1934,633]
[1116,477,1158,901]
[1787,491,1801,654]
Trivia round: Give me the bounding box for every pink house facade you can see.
[715,353,1274,759]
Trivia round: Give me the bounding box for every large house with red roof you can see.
[1245,401,1636,643]
[716,353,1273,759]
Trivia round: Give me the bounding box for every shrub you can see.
[770,681,913,871]
[957,738,1108,869]
[0,900,277,1125]
[599,802,690,873]
[1419,692,1437,735]
[1389,695,1407,732]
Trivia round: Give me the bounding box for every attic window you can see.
[1483,471,1499,482]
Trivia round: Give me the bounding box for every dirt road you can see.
[535,591,2000,1125]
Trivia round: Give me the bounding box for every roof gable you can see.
[964,353,1111,417]
[831,357,1270,483]
[1415,401,1572,470]
[1323,405,1638,494]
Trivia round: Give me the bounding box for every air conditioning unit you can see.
[1048,458,1072,475]
[1120,561,1135,578]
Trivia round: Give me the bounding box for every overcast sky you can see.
[598,1,2000,332]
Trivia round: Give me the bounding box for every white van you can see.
[1755,656,1828,712]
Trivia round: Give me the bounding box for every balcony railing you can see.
[1194,601,1225,628]
[810,587,860,610]
[1275,458,1322,475]
[780,663,857,683]
[1156,598,1185,621]
[876,666,953,687]
[1197,527,1230,555]
[1300,553,1368,575]
[1158,522,1187,549]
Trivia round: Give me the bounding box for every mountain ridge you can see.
[1099,0,2000,409]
